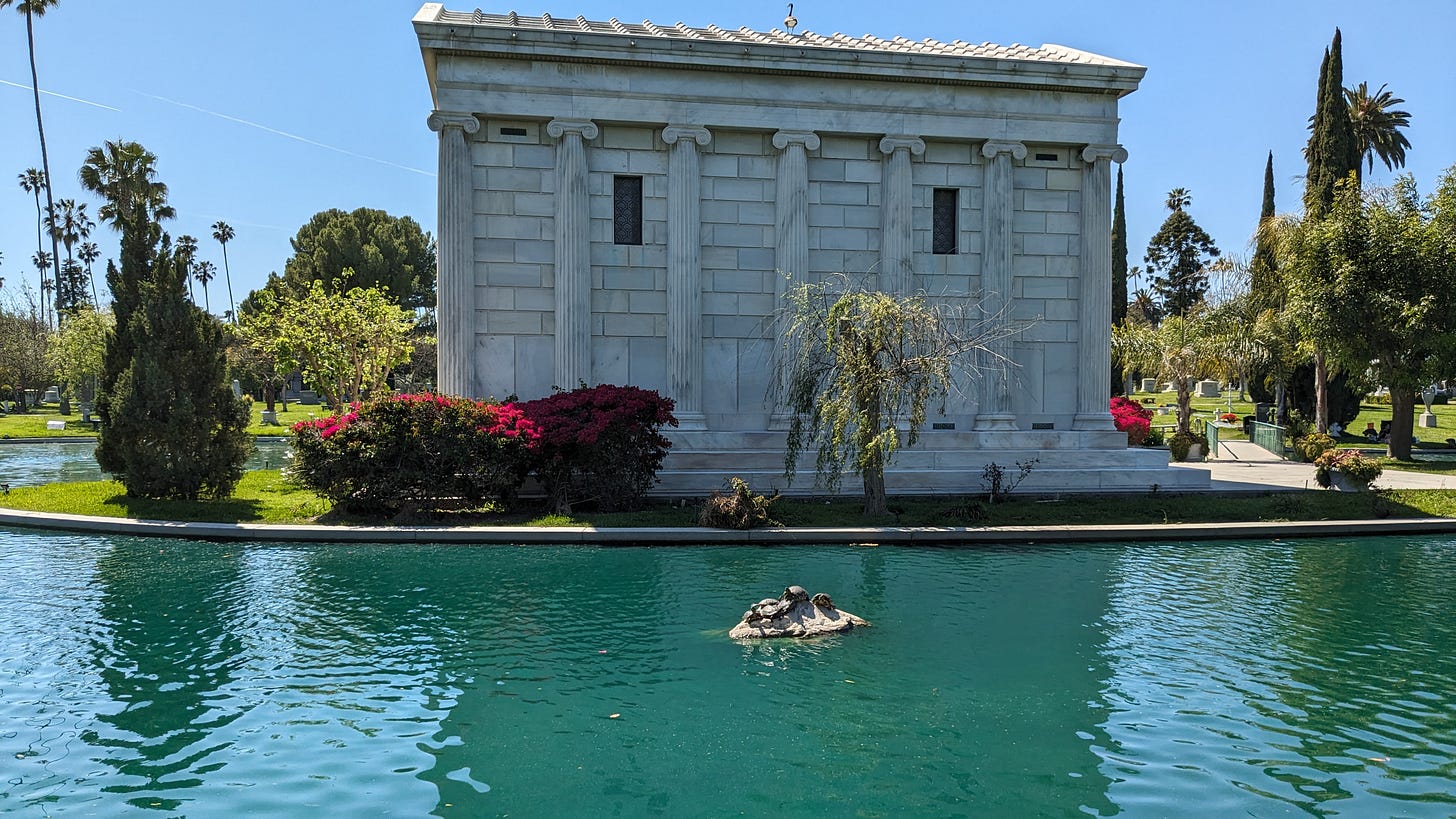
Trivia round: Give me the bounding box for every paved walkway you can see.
[1187,439,1456,491]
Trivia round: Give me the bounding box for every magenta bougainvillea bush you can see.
[289,385,677,516]
[1110,396,1154,446]
[290,393,539,514]
[520,384,677,513]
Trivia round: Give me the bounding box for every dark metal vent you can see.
[932,188,957,255]
[613,175,643,245]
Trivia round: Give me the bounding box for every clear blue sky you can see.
[3,0,1453,313]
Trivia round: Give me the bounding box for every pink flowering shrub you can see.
[520,384,677,513]
[290,392,539,515]
[1110,396,1154,446]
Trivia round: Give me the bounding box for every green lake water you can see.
[1,530,1453,817]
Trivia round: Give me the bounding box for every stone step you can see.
[653,464,1209,496]
[663,446,1176,472]
[666,429,1135,451]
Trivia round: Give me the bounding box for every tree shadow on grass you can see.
[101,493,266,523]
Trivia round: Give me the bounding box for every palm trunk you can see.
[222,245,236,324]
[25,11,62,323]
[202,283,210,313]
[1388,387,1416,461]
[31,191,47,330]
[1314,351,1329,433]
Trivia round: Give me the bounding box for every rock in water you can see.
[729,586,869,639]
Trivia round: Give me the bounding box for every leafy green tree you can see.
[211,221,237,323]
[1145,188,1219,319]
[3,0,63,311]
[0,293,51,412]
[1345,82,1411,176]
[46,305,111,410]
[1292,170,1456,460]
[1305,30,1361,215]
[241,281,417,413]
[94,151,251,500]
[279,207,436,308]
[779,279,1015,516]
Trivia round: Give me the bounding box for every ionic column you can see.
[974,140,1026,431]
[663,125,712,430]
[770,130,819,430]
[1073,144,1129,431]
[427,111,481,397]
[547,118,597,390]
[878,135,926,295]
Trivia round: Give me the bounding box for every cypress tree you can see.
[96,201,251,500]
[1110,164,1129,395]
[1305,30,1359,216]
[1250,152,1279,308]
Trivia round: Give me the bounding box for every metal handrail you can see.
[1249,421,1287,458]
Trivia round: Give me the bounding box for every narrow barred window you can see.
[613,175,644,245]
[932,188,958,255]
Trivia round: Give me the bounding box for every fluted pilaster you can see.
[1073,144,1129,430]
[428,111,481,397]
[974,140,1026,431]
[547,118,597,390]
[770,130,819,430]
[879,135,926,294]
[663,125,712,429]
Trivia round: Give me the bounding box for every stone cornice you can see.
[1081,144,1129,164]
[661,125,712,146]
[878,136,926,156]
[981,140,1028,160]
[427,111,481,134]
[546,119,599,140]
[772,130,821,151]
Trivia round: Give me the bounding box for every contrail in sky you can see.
[132,90,435,178]
[1,78,121,111]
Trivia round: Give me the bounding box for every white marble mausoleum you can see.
[414,4,1209,493]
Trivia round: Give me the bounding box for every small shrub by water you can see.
[698,477,780,529]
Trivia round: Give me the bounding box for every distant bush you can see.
[521,384,677,513]
[289,393,538,515]
[1110,396,1153,446]
[698,477,780,529]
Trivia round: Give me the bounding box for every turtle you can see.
[810,592,834,609]
[782,585,809,603]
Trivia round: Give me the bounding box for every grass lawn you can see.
[6,470,1456,527]
[1,402,320,439]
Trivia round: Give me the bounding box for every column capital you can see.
[662,125,712,147]
[427,111,481,134]
[546,118,599,140]
[981,140,1027,160]
[1081,144,1129,164]
[772,130,821,151]
[878,135,926,156]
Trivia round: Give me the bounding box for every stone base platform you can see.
[654,430,1210,496]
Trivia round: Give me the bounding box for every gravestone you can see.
[42,386,60,404]
[1140,378,1156,393]
[1420,387,1439,428]
[1196,380,1220,398]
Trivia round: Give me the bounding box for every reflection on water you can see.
[0,532,1453,816]
[0,440,291,487]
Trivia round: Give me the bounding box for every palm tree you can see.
[78,140,175,229]
[212,221,237,324]
[194,260,217,313]
[1345,82,1411,175]
[43,198,93,315]
[175,235,198,301]
[1165,188,1191,212]
[78,241,100,306]
[18,168,51,328]
[32,251,53,331]
[2,0,63,311]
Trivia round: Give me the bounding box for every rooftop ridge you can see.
[427,7,1142,68]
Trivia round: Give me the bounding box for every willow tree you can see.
[779,279,1018,516]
